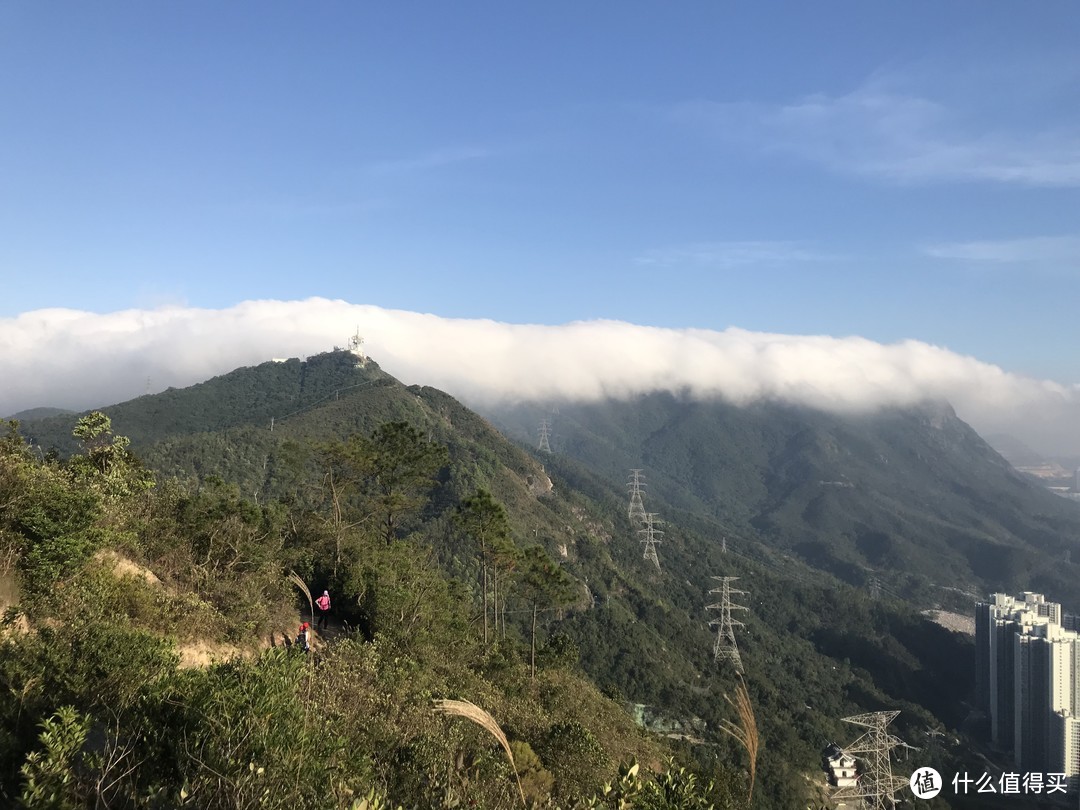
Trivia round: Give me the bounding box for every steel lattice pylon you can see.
[627,469,647,524]
[638,512,663,570]
[707,576,748,673]
[537,418,552,453]
[831,711,908,809]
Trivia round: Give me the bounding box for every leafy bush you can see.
[18,706,91,810]
[538,721,610,801]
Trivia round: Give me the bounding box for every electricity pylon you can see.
[868,576,881,601]
[537,418,552,453]
[627,469,647,523]
[639,512,663,570]
[707,576,748,673]
[831,711,908,809]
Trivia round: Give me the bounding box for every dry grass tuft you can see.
[433,698,526,808]
[287,571,317,792]
[288,570,314,628]
[720,676,760,805]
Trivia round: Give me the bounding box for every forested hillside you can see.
[488,395,1080,610]
[5,352,1034,807]
[2,414,698,808]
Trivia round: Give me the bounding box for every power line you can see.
[274,378,383,425]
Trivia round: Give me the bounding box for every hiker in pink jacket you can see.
[316,590,331,630]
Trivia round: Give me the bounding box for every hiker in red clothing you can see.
[315,590,331,631]
[296,622,311,653]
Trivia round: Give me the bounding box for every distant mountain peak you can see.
[4,406,76,422]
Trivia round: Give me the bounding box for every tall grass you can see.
[719,676,760,806]
[288,570,315,631]
[287,570,317,798]
[433,698,527,808]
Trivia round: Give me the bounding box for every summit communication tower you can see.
[638,512,663,570]
[707,576,749,673]
[348,328,367,367]
[831,711,908,809]
[627,469,647,523]
[537,418,552,453]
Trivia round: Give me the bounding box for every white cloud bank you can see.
[2,298,1078,455]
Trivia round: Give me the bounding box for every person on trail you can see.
[296,621,311,653]
[315,590,331,630]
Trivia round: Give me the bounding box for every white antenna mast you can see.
[348,327,367,367]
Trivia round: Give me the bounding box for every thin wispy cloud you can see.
[674,72,1080,187]
[364,146,493,175]
[925,236,1080,267]
[636,241,835,269]
[2,299,1079,455]
[219,198,383,220]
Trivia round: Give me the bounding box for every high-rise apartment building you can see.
[1050,711,1080,794]
[1015,631,1053,771]
[975,591,1080,782]
[978,593,1057,746]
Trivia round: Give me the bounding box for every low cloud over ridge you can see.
[2,298,1078,455]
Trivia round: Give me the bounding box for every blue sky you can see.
[2,2,1078,386]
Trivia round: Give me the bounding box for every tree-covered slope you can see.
[21,351,397,456]
[21,353,553,526]
[0,417,684,809]
[3,407,75,422]
[486,395,1080,610]
[8,355,1021,807]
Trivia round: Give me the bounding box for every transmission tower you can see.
[707,576,749,673]
[537,418,552,453]
[868,576,881,601]
[638,512,663,570]
[831,711,908,809]
[627,469,647,523]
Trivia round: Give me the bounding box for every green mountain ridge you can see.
[10,350,1052,807]
[486,394,1080,611]
[4,406,76,422]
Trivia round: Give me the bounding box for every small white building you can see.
[822,743,858,788]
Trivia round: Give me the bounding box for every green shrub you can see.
[18,706,91,810]
[538,721,610,801]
